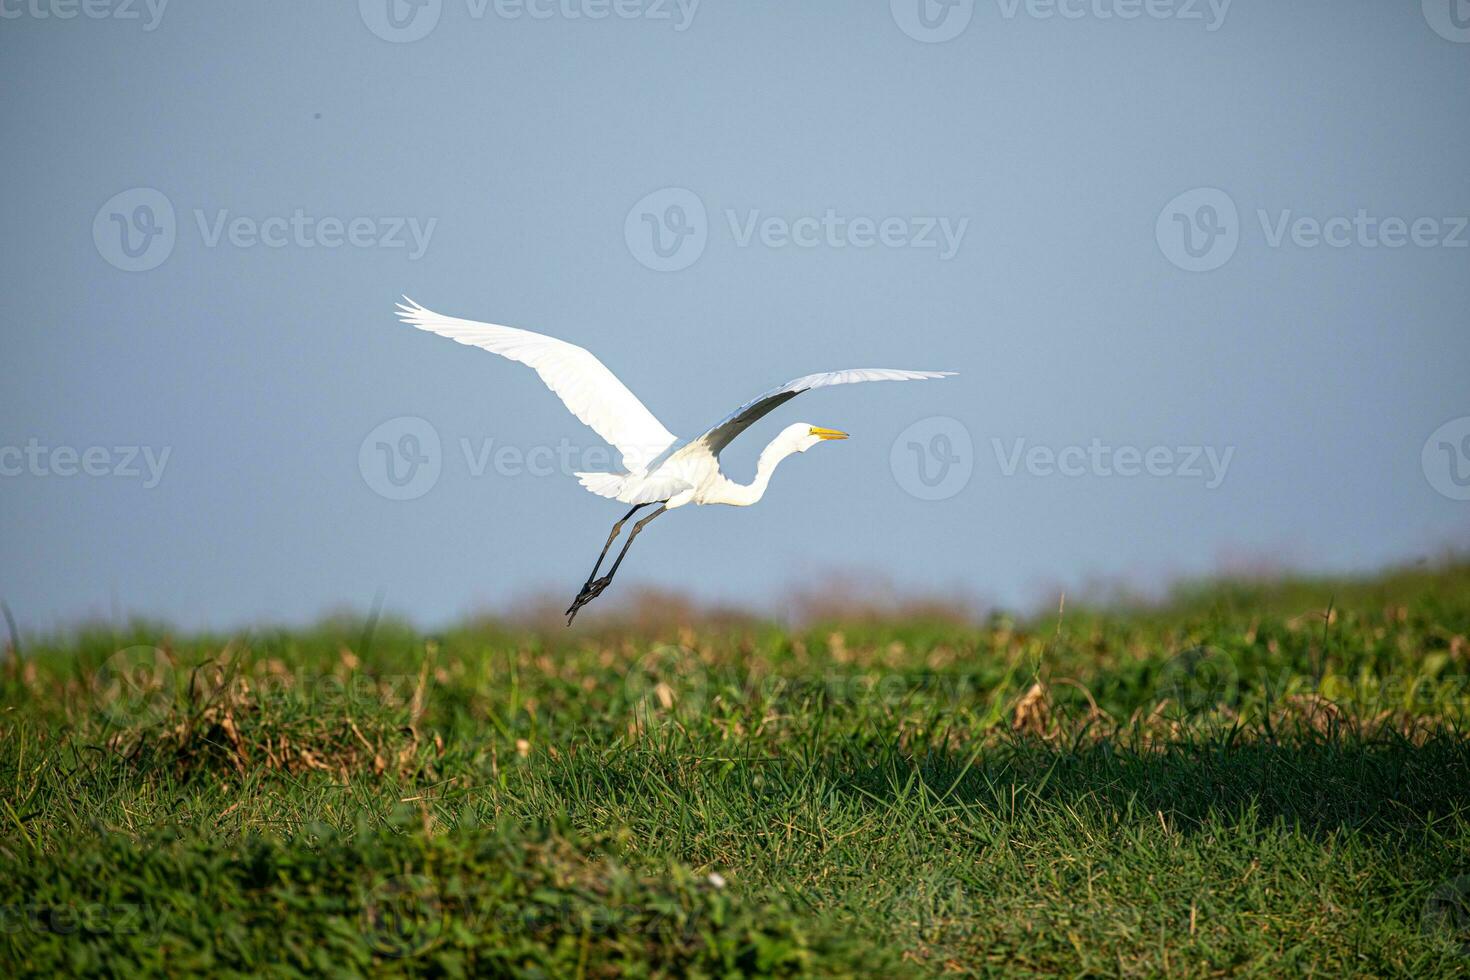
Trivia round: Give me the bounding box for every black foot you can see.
[565,575,613,625]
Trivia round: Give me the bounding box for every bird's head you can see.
[782,422,849,455]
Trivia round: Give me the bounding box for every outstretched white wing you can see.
[397,298,678,473]
[689,368,955,458]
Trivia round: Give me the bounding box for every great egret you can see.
[396,298,954,622]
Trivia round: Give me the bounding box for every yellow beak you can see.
[810,426,849,441]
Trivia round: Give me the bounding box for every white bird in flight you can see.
[396,298,954,623]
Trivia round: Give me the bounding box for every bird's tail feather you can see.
[575,472,628,499]
[575,472,691,505]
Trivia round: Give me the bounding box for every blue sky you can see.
[2,2,1468,630]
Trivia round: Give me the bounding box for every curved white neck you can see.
[710,438,802,506]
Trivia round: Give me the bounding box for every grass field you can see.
[2,562,1469,977]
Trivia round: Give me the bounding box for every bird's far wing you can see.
[691,369,955,457]
[397,298,678,473]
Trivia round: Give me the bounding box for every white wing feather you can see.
[397,298,677,473]
[685,368,956,458]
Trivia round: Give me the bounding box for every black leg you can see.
[565,503,649,620]
[603,505,666,579]
[577,504,647,595]
[566,504,667,625]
